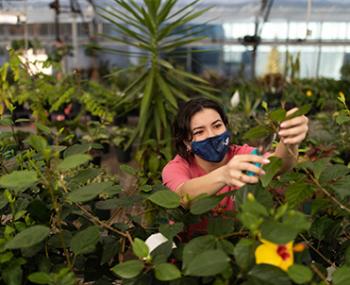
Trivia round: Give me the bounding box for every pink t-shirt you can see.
[162,144,255,211]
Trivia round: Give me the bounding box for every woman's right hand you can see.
[222,154,270,188]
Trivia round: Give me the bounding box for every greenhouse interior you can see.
[1,0,350,284]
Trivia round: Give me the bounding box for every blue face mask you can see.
[191,131,230,162]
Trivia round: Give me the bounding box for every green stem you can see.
[46,166,72,268]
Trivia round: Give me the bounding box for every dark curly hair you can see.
[173,98,229,162]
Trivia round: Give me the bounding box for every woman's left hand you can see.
[278,108,309,145]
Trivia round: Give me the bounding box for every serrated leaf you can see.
[5,225,50,249]
[66,181,114,203]
[261,157,283,187]
[111,260,144,279]
[154,263,181,281]
[243,125,272,141]
[319,164,350,183]
[330,176,350,199]
[185,249,229,276]
[57,154,91,171]
[269,109,286,123]
[285,183,314,208]
[70,226,100,255]
[287,264,313,284]
[284,104,311,120]
[0,170,38,193]
[147,190,180,208]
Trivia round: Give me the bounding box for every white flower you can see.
[230,90,240,108]
[145,233,176,253]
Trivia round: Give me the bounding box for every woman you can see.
[162,98,309,211]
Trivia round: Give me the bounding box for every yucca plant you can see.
[98,0,216,151]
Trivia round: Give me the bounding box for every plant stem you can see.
[310,263,330,285]
[46,166,72,268]
[299,234,333,266]
[307,170,350,214]
[75,204,133,244]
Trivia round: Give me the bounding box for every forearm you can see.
[176,167,226,204]
[273,142,299,173]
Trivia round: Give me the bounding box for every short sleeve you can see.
[162,157,191,192]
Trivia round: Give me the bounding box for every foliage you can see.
[1,93,350,284]
[98,0,217,175]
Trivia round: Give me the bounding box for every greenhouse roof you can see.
[1,0,350,23]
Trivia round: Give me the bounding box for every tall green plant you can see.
[98,0,216,148]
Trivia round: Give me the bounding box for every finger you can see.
[240,174,259,184]
[237,162,266,175]
[232,154,270,165]
[286,107,299,116]
[282,133,307,145]
[229,178,246,188]
[279,125,308,137]
[280,115,308,129]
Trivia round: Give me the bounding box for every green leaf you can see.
[183,235,216,269]
[269,109,286,123]
[147,190,180,208]
[261,157,283,187]
[26,135,48,153]
[139,69,155,136]
[233,239,256,270]
[319,164,350,183]
[243,126,272,141]
[190,195,222,215]
[157,73,177,108]
[235,184,274,210]
[66,181,113,203]
[5,225,50,249]
[28,272,52,284]
[68,168,100,187]
[207,217,234,236]
[64,144,91,158]
[287,264,313,284]
[248,264,291,285]
[333,266,350,285]
[132,238,149,259]
[57,154,91,171]
[35,122,51,134]
[185,249,230,277]
[159,222,184,240]
[298,157,330,180]
[285,183,314,208]
[284,104,311,120]
[0,170,38,193]
[154,263,181,281]
[310,216,335,240]
[120,164,138,176]
[70,226,100,255]
[111,260,144,279]
[260,220,299,244]
[330,176,350,199]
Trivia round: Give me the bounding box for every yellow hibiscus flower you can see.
[255,239,294,271]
